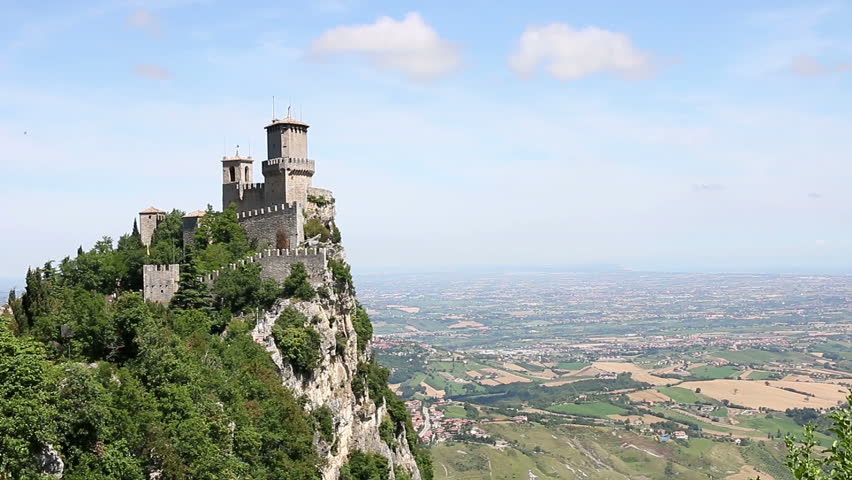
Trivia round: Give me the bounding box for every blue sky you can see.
[2,0,852,279]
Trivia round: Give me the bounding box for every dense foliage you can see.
[282,263,316,301]
[339,450,389,480]
[304,218,331,243]
[1,208,430,479]
[352,304,373,353]
[272,308,321,373]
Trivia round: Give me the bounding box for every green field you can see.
[556,361,590,370]
[746,370,777,380]
[658,386,714,404]
[441,405,468,419]
[429,422,792,480]
[716,349,809,365]
[689,365,740,379]
[547,401,627,417]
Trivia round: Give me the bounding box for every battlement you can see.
[143,263,181,304]
[242,182,265,190]
[201,248,327,285]
[144,264,178,272]
[263,157,316,173]
[238,202,300,219]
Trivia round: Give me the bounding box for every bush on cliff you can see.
[212,263,281,314]
[340,450,390,480]
[352,304,373,354]
[272,307,321,373]
[304,217,331,242]
[282,262,315,301]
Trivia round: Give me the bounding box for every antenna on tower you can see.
[235,144,240,157]
[287,104,291,118]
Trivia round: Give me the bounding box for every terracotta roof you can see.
[183,210,207,218]
[139,206,166,214]
[265,116,310,128]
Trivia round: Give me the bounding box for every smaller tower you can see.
[139,206,166,247]
[222,154,255,210]
[182,210,206,247]
[222,154,254,185]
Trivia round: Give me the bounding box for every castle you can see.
[142,116,334,304]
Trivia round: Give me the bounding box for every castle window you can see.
[229,166,236,182]
[245,166,250,180]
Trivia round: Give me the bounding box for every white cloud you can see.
[790,55,852,76]
[133,64,174,80]
[310,12,461,79]
[128,8,160,37]
[509,23,654,80]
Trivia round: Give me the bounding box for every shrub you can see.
[340,451,389,480]
[272,308,321,373]
[282,263,315,301]
[328,259,353,291]
[307,194,333,207]
[380,417,397,446]
[335,333,347,356]
[353,305,373,354]
[304,218,331,242]
[312,406,334,442]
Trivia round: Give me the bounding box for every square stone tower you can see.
[139,207,166,247]
[262,117,315,206]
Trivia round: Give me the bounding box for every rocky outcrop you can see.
[251,240,422,480]
[35,444,64,478]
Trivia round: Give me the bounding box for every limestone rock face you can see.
[251,243,422,480]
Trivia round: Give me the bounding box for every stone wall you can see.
[223,182,268,212]
[143,264,180,304]
[239,203,304,250]
[201,248,328,286]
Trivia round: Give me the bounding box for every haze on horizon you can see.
[2,0,851,279]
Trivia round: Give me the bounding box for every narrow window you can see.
[229,166,236,182]
[245,166,250,180]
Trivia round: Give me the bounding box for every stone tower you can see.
[221,154,255,209]
[263,117,315,205]
[139,206,166,247]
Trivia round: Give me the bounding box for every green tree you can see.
[340,450,390,480]
[170,253,212,312]
[272,308,321,373]
[0,324,58,477]
[352,304,373,353]
[782,391,852,479]
[22,267,50,329]
[282,263,315,300]
[212,264,281,314]
[193,204,251,270]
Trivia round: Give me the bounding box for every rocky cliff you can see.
[252,198,425,480]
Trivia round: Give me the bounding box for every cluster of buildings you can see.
[138,117,335,304]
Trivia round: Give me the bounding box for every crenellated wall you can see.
[223,182,268,212]
[239,203,304,250]
[143,264,180,304]
[200,248,327,286]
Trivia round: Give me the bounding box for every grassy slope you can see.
[429,423,791,480]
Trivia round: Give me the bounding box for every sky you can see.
[2,0,852,281]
